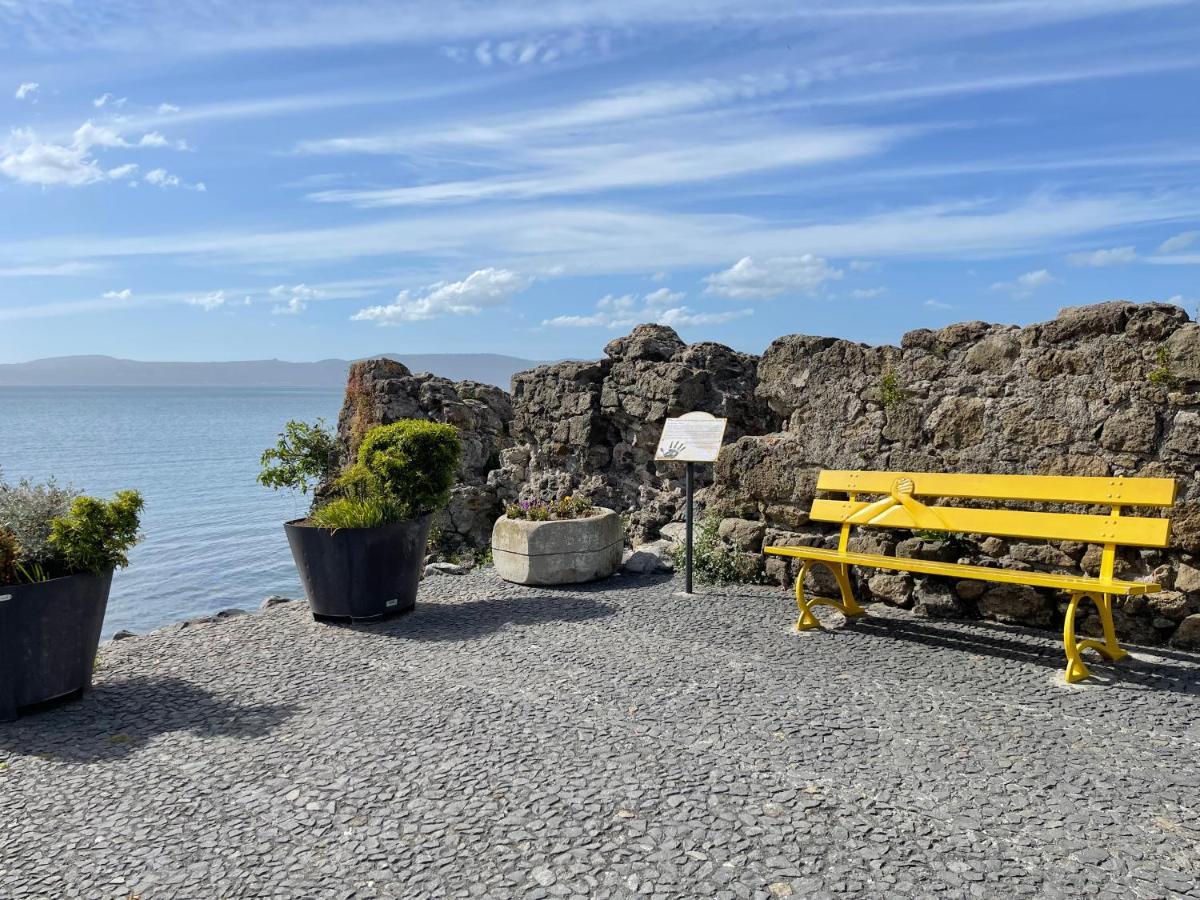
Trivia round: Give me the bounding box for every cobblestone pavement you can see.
[2,572,1199,899]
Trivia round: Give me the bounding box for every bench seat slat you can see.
[810,499,1170,548]
[763,545,1159,596]
[817,470,1177,507]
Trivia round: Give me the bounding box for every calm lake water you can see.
[0,386,343,638]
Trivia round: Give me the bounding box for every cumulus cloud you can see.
[270,283,321,315]
[1067,245,1137,267]
[990,269,1057,298]
[0,128,140,186]
[14,82,38,101]
[543,288,750,329]
[102,288,132,301]
[352,268,531,324]
[0,120,192,188]
[1158,231,1198,253]
[186,290,226,311]
[703,254,842,300]
[157,102,181,114]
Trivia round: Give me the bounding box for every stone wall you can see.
[335,357,512,552]
[706,301,1200,648]
[335,302,1200,647]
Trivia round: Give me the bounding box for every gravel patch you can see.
[2,571,1198,898]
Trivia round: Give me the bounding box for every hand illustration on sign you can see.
[660,440,686,459]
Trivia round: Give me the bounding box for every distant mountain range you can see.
[0,354,544,391]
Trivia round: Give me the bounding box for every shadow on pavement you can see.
[0,676,297,763]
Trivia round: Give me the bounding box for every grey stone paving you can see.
[2,571,1199,899]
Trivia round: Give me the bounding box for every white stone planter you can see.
[491,508,624,585]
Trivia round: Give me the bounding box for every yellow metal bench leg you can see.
[1063,591,1129,684]
[794,562,822,631]
[830,563,865,618]
[794,561,864,632]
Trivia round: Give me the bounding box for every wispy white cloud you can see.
[0,261,102,278]
[145,167,206,191]
[102,288,132,301]
[0,0,1182,56]
[5,191,1197,274]
[352,268,532,324]
[990,268,1057,297]
[544,287,750,329]
[1066,245,1137,266]
[93,92,127,109]
[1158,230,1198,253]
[456,31,594,68]
[186,290,227,311]
[923,298,953,309]
[704,255,842,300]
[156,102,181,114]
[850,286,887,299]
[14,82,38,101]
[308,127,900,207]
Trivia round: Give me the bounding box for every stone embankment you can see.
[333,301,1200,647]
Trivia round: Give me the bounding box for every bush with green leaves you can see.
[264,419,462,529]
[669,513,771,586]
[0,474,79,564]
[258,419,340,495]
[49,490,145,575]
[0,471,143,584]
[353,420,461,515]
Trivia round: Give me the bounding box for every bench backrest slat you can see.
[811,499,1171,548]
[817,470,1176,508]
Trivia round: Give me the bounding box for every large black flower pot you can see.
[0,570,113,723]
[284,513,433,624]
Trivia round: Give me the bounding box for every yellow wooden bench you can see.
[763,470,1176,683]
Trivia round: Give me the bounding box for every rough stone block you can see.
[492,508,624,585]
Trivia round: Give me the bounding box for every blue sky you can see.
[1,0,1199,363]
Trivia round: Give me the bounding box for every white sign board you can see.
[654,411,728,463]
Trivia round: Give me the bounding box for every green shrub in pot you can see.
[260,419,461,622]
[0,472,143,721]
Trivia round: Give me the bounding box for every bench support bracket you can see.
[1063,591,1128,683]
[794,560,865,631]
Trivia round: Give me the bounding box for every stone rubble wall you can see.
[335,302,1200,647]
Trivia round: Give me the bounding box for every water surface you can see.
[0,386,342,637]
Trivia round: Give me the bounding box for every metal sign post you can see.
[684,461,694,594]
[655,411,728,596]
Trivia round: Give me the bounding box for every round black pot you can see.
[284,513,433,623]
[0,570,113,723]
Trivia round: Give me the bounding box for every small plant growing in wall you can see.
[1148,347,1178,389]
[880,370,906,408]
[670,513,771,586]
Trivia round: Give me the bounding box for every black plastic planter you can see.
[0,570,113,723]
[284,513,433,623]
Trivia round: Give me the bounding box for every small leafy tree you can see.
[258,419,340,495]
[49,490,144,575]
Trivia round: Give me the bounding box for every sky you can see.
[1,0,1199,363]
